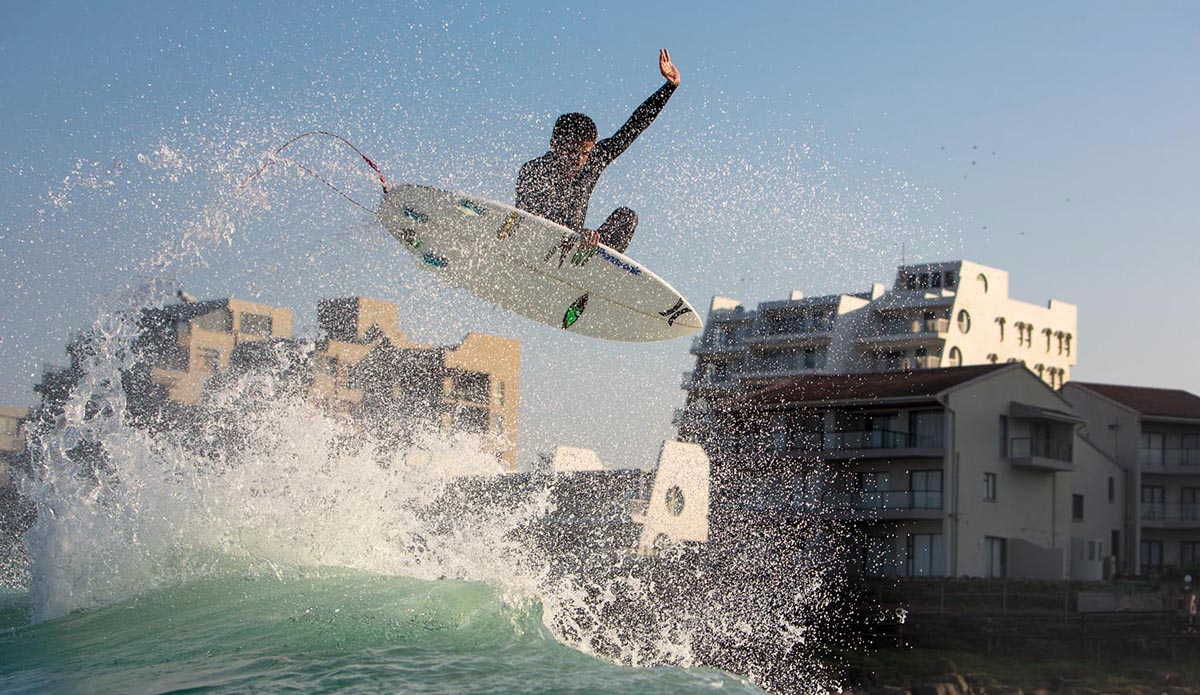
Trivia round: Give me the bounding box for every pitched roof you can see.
[722,363,1011,410]
[1070,382,1200,420]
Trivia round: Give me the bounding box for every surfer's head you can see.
[551,113,597,169]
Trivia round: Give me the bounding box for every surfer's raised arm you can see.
[594,49,681,166]
[516,49,681,254]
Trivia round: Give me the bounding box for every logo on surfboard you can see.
[659,298,693,326]
[562,293,589,329]
[496,211,521,240]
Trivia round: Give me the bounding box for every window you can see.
[494,381,506,406]
[1072,494,1084,521]
[1043,327,1052,353]
[910,470,943,510]
[985,537,1007,578]
[1140,432,1165,466]
[905,273,918,290]
[957,310,971,334]
[946,346,962,367]
[1055,331,1064,355]
[1111,530,1120,561]
[1183,488,1200,521]
[931,272,942,289]
[995,317,1006,341]
[665,486,686,516]
[1065,334,1072,357]
[240,312,273,337]
[1141,486,1165,519]
[919,272,930,289]
[195,347,222,373]
[945,270,957,287]
[906,533,945,577]
[1140,540,1163,575]
[976,273,988,293]
[1182,542,1200,570]
[984,472,997,501]
[999,415,1009,457]
[1108,476,1115,503]
[456,406,489,434]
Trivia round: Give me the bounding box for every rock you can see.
[933,658,959,676]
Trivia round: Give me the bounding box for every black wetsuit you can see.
[516,81,677,253]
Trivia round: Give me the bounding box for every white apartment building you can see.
[1062,382,1200,576]
[680,260,1078,426]
[690,364,1122,580]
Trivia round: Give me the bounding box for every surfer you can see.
[516,49,680,254]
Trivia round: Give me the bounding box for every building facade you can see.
[679,260,1078,429]
[0,406,31,488]
[687,364,1122,580]
[311,297,520,470]
[1062,382,1200,576]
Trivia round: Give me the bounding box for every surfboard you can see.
[377,184,702,342]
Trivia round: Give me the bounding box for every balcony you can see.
[681,372,740,393]
[1140,503,1200,529]
[859,317,950,344]
[690,336,743,356]
[825,490,945,521]
[1009,437,1074,472]
[824,429,946,459]
[1139,448,1200,473]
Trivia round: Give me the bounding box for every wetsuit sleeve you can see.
[516,157,552,218]
[592,81,677,166]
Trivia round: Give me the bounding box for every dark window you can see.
[918,273,930,289]
[999,415,1009,457]
[1182,542,1200,570]
[985,536,1007,578]
[240,312,273,336]
[1140,540,1163,575]
[944,270,957,287]
[931,272,942,289]
[455,406,489,434]
[984,473,997,502]
[910,470,943,510]
[1111,530,1120,561]
[1108,476,1115,503]
[1072,494,1084,521]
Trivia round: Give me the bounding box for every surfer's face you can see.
[557,139,595,172]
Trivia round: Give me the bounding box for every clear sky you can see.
[2,1,1197,468]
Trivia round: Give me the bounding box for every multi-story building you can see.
[1062,382,1200,576]
[688,363,1122,580]
[139,298,295,404]
[679,260,1078,428]
[0,406,31,487]
[312,297,521,470]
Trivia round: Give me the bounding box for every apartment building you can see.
[679,260,1077,429]
[685,364,1121,580]
[139,298,296,404]
[0,406,31,487]
[312,297,521,470]
[1062,382,1200,576]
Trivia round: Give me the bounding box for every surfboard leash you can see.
[241,130,390,213]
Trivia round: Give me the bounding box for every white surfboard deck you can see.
[377,184,701,342]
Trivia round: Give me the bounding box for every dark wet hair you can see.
[551,112,597,150]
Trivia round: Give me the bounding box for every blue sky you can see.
[2,2,1197,467]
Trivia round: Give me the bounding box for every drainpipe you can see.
[936,393,958,577]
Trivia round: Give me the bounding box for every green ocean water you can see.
[0,571,767,695]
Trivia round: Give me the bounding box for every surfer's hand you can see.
[659,49,680,86]
[580,230,600,252]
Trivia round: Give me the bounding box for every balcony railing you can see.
[825,429,945,451]
[1010,437,1073,463]
[827,490,944,512]
[878,317,950,336]
[1139,448,1200,467]
[1140,503,1200,523]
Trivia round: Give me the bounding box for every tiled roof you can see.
[1070,382,1200,420]
[722,363,1011,410]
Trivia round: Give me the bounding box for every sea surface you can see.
[0,571,766,694]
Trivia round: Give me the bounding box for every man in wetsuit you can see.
[516,49,681,254]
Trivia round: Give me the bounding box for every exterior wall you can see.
[0,406,32,487]
[444,333,521,470]
[944,368,1074,579]
[681,259,1078,423]
[1061,383,1200,576]
[635,441,710,555]
[150,299,294,405]
[1068,437,1126,580]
